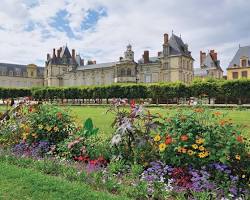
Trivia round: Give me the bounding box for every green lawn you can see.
[0,161,128,200]
[67,106,250,137]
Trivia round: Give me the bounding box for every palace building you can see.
[227,45,250,80]
[45,33,194,87]
[0,63,44,88]
[0,33,194,88]
[194,50,223,79]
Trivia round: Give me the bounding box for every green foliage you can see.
[154,107,250,172]
[83,118,99,137]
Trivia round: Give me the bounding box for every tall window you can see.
[145,75,152,83]
[242,71,248,78]
[127,68,131,76]
[9,70,13,76]
[121,69,125,77]
[232,72,238,79]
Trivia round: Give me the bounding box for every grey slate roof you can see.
[77,61,117,70]
[0,63,44,78]
[229,46,250,67]
[138,56,160,64]
[202,53,223,72]
[194,68,208,76]
[169,34,193,58]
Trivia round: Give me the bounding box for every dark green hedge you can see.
[1,79,250,104]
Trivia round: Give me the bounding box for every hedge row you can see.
[1,79,250,104]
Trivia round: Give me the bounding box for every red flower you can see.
[180,135,188,141]
[130,99,136,109]
[165,136,172,145]
[236,136,243,143]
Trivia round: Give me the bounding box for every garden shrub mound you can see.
[0,98,249,199]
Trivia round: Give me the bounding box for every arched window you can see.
[127,68,131,76]
[121,68,125,76]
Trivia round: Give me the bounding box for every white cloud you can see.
[0,0,249,73]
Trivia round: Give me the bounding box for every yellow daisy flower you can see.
[196,138,205,144]
[192,144,198,149]
[235,155,241,160]
[187,150,194,156]
[46,125,52,131]
[154,135,161,142]
[159,143,167,152]
[53,126,59,132]
[198,146,205,151]
[38,124,43,130]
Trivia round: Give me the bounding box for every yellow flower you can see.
[187,150,194,156]
[196,138,205,144]
[235,155,241,160]
[177,147,182,153]
[54,126,59,132]
[32,133,38,138]
[46,125,52,131]
[192,144,198,149]
[154,135,161,142]
[159,143,167,152]
[198,152,205,158]
[38,124,43,130]
[198,146,205,151]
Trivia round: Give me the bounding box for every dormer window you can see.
[241,59,247,67]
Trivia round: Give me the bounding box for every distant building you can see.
[44,33,194,87]
[0,33,194,88]
[227,45,250,80]
[0,63,44,88]
[194,50,223,79]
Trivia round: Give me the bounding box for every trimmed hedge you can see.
[1,79,250,104]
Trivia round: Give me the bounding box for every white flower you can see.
[111,134,122,145]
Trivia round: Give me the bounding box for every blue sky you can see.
[0,0,249,72]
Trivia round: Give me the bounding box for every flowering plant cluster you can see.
[153,108,249,170]
[141,161,249,199]
[108,99,158,164]
[12,141,50,158]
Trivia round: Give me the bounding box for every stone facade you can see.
[0,63,44,88]
[45,33,194,87]
[0,33,194,88]
[227,45,250,80]
[194,50,223,79]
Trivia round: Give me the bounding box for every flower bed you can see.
[0,98,249,199]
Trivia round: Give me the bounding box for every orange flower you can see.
[180,135,188,141]
[236,136,243,143]
[57,112,63,119]
[219,120,227,126]
[213,111,221,116]
[194,108,204,113]
[165,136,172,145]
[181,148,187,153]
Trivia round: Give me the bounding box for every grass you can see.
[0,161,128,200]
[66,106,250,137]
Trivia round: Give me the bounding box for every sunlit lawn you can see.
[1,104,249,136]
[66,106,250,137]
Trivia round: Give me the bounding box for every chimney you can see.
[72,49,75,60]
[93,60,96,64]
[80,59,84,66]
[119,57,123,61]
[47,53,50,60]
[200,51,206,66]
[53,48,56,58]
[158,52,162,57]
[57,49,60,58]
[143,50,149,64]
[164,33,169,44]
[210,50,217,61]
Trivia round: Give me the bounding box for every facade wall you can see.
[0,75,44,88]
[227,67,250,80]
